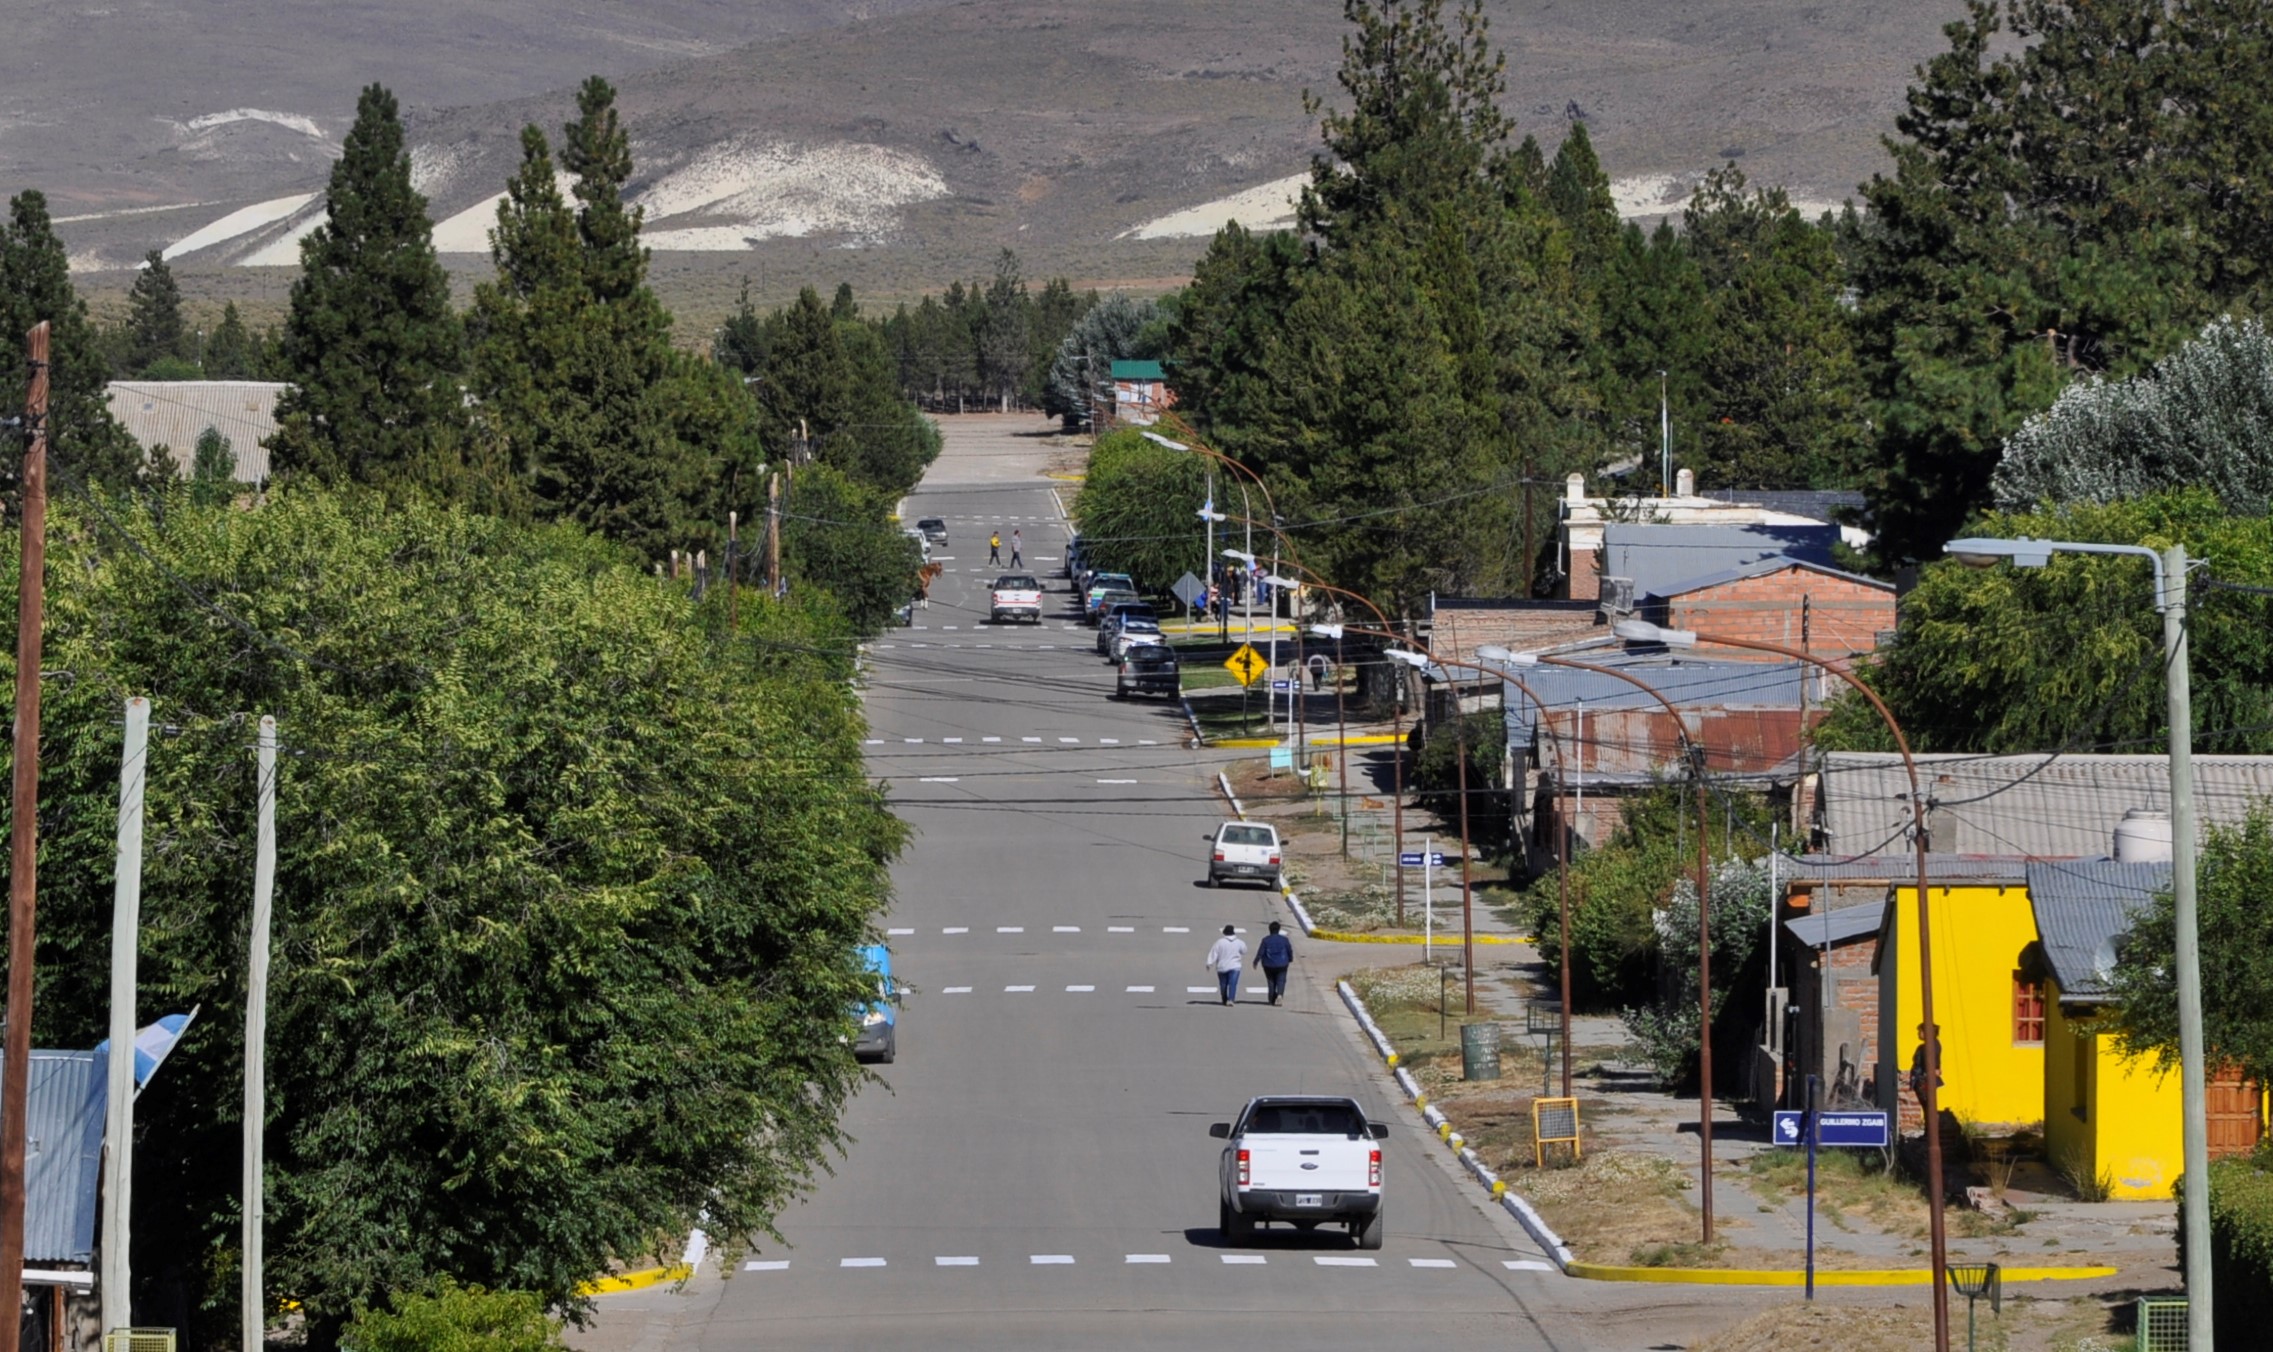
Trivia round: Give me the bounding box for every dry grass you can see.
[1691,1301,1969,1352]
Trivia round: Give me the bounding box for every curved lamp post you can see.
[1493,644,1720,1243]
[1614,616,1948,1349]
[1475,644,1578,1099]
[1285,575,1402,867]
[1943,535,2208,1352]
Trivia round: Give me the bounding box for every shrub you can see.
[343,1278,562,1352]
[2182,1157,2273,1344]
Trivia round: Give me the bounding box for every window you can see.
[2013,972,2046,1045]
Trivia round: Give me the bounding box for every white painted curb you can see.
[1217,771,1246,820]
[1335,980,1575,1274]
[1283,888,1318,938]
[1182,695,1207,746]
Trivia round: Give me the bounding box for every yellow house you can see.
[2023,859,2264,1200]
[1874,877,2046,1131]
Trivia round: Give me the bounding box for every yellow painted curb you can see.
[1565,1262,2118,1287]
[1310,928,1528,946]
[1045,472,1086,481]
[1213,738,1285,749]
[578,1264,692,1295]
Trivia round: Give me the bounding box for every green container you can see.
[1460,1022,1501,1081]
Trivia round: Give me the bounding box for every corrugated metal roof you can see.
[2025,859,2169,1000]
[1780,852,2033,882]
[1646,554,1892,601]
[105,380,282,483]
[1816,752,2273,860]
[1109,360,1164,379]
[1785,904,1885,947]
[1601,522,1840,597]
[1,1050,105,1265]
[1704,489,1865,520]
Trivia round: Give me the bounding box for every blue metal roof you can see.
[5,1050,105,1265]
[2025,859,2170,1002]
[1601,522,1841,598]
[1500,657,1808,750]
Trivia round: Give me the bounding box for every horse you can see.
[916,561,945,609]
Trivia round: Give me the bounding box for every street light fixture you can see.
[1938,534,2206,1352]
[1615,613,1953,1350]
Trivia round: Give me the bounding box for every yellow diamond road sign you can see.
[1224,644,1267,686]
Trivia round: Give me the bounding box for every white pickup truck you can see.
[989,573,1044,624]
[1211,1095,1388,1248]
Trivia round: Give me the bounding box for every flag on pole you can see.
[94,1010,198,1090]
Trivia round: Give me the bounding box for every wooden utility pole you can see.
[243,717,278,1352]
[765,472,782,596]
[727,511,740,631]
[1,320,53,1352]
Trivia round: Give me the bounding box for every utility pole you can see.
[1659,370,1671,497]
[727,511,740,631]
[243,717,279,1352]
[765,472,782,597]
[103,698,152,1340]
[0,321,53,1352]
[2165,543,2213,1352]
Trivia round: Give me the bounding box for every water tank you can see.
[1676,467,1696,497]
[2112,808,2173,862]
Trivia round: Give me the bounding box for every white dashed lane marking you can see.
[742,1250,1493,1274]
[1065,985,1095,992]
[1005,985,1036,993]
[1030,1255,1074,1265]
[841,1258,886,1268]
[936,1256,978,1267]
[1411,1258,1456,1268]
[1221,1255,1266,1265]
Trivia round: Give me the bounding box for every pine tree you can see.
[0,190,148,493]
[1595,221,1712,473]
[976,250,1031,412]
[203,302,259,379]
[268,84,466,496]
[124,249,189,375]
[190,426,237,505]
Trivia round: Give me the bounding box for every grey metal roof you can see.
[2024,859,2170,1001]
[1815,752,2273,860]
[1501,658,1808,745]
[1600,522,1840,598]
[105,380,281,483]
[1704,489,1865,520]
[1646,554,1892,602]
[0,1050,105,1265]
[1779,852,2035,883]
[1785,904,1886,947]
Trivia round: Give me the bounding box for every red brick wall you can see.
[1665,568,1895,665]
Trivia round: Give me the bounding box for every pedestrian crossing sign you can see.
[1224,644,1267,686]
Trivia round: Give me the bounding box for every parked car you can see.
[1117,647,1181,699]
[1095,601,1157,653]
[901,527,932,564]
[1211,1096,1388,1248]
[1064,535,1088,579]
[1206,820,1282,888]
[915,517,950,546]
[990,573,1045,624]
[853,944,899,1064]
[1084,572,1135,618]
[1108,617,1164,661]
[1086,587,1139,625]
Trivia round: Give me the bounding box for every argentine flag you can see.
[94,1010,197,1090]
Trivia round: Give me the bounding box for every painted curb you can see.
[1564,1262,2120,1287]
[1283,889,1318,936]
[1213,737,1284,749]
[578,1263,691,1295]
[1307,928,1526,947]
[1181,695,1207,746]
[1211,735,1400,749]
[1335,980,1577,1272]
[1216,771,1246,820]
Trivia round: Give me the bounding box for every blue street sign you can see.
[1815,1111,1889,1148]
[1397,852,1448,868]
[1270,678,1294,691]
[1772,1110,1805,1147]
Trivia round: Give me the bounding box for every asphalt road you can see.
[576,421,1591,1352]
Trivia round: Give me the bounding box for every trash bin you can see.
[1460,1023,1501,1081]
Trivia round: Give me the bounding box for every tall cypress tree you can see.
[124,249,189,374]
[203,302,260,380]
[268,84,466,497]
[0,190,147,493]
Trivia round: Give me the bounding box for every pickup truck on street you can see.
[989,573,1044,624]
[1211,1096,1388,1248]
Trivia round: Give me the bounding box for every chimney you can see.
[2112,808,2173,862]
[1675,467,1696,498]
[1566,472,1586,504]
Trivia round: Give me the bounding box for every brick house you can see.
[1644,556,1895,668]
[1553,469,1863,606]
[1109,360,1172,427]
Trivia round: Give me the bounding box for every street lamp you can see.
[1477,644,1576,1099]
[1615,615,1950,1349]
[1939,535,2209,1352]
[1497,642,1721,1243]
[1386,645,1489,1015]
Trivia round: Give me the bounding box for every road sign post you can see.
[1171,571,1207,620]
[1776,1087,1890,1299]
[1224,644,1266,686]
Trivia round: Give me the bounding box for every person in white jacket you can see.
[1204,924,1247,1006]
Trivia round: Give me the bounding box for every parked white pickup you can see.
[989,573,1044,624]
[1211,1095,1387,1249]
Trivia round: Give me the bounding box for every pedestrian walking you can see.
[1307,652,1331,693]
[1258,921,1294,1005]
[1010,529,1023,567]
[1204,924,1247,1006]
[989,530,1003,565]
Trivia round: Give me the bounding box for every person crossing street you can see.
[1204,924,1246,1006]
[1257,921,1295,1005]
[1010,529,1023,567]
[989,530,1003,565]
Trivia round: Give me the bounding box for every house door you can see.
[2207,1066,2265,1160]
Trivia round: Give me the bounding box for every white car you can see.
[1211,1096,1387,1248]
[1206,820,1282,888]
[989,573,1044,624]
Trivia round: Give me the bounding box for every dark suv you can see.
[1116,647,1181,699]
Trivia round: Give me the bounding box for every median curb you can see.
[578,1263,692,1295]
[1216,771,1246,820]
[1181,695,1207,746]
[1335,980,1577,1273]
[1563,1262,2120,1286]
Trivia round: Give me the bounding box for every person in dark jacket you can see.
[1257,921,1295,1005]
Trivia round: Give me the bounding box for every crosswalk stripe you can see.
[841,1258,886,1268]
[1066,984,1094,992]
[745,1260,789,1271]
[1030,1254,1074,1265]
[1126,1254,1171,1264]
[1317,1257,1376,1267]
[1221,1255,1266,1265]
[1409,1258,1456,1268]
[936,1256,978,1266]
[1126,985,1155,993]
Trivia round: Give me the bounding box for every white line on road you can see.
[1187,986,1215,994]
[942,737,963,743]
[1065,984,1094,992]
[1126,1254,1171,1264]
[1108,925,1134,933]
[1409,1258,1457,1268]
[943,986,972,994]
[841,1258,886,1268]
[886,927,914,935]
[1022,736,1043,743]
[1220,1255,1266,1265]
[903,737,923,743]
[1126,985,1155,993]
[997,925,1024,933]
[1502,1260,1555,1272]
[1097,778,1138,784]
[918,777,960,783]
[1005,984,1036,992]
[1316,1257,1376,1267]
[1164,926,1190,933]
[1058,736,1079,743]
[864,739,883,745]
[935,1256,979,1267]
[744,1260,789,1271]
[1099,737,1120,744]
[983,736,1002,742]
[1053,925,1080,932]
[943,926,969,934]
[1030,1255,1074,1265]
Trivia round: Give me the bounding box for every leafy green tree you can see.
[268,84,467,497]
[203,301,262,379]
[1070,428,1210,592]
[1162,222,1304,459]
[343,1278,563,1352]
[9,490,900,1348]
[123,249,190,375]
[1994,314,2273,514]
[1814,490,2273,756]
[975,250,1031,411]
[0,189,148,492]
[2109,807,2273,1092]
[1045,295,1159,425]
[1025,276,1093,405]
[782,461,923,631]
[190,426,236,505]
[1682,166,1867,489]
[1594,221,1712,473]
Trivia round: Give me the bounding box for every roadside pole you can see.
[727,510,739,631]
[244,717,279,1352]
[0,320,53,1352]
[102,698,151,1338]
[765,472,782,596]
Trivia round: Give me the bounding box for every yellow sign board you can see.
[1223,643,1267,686]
